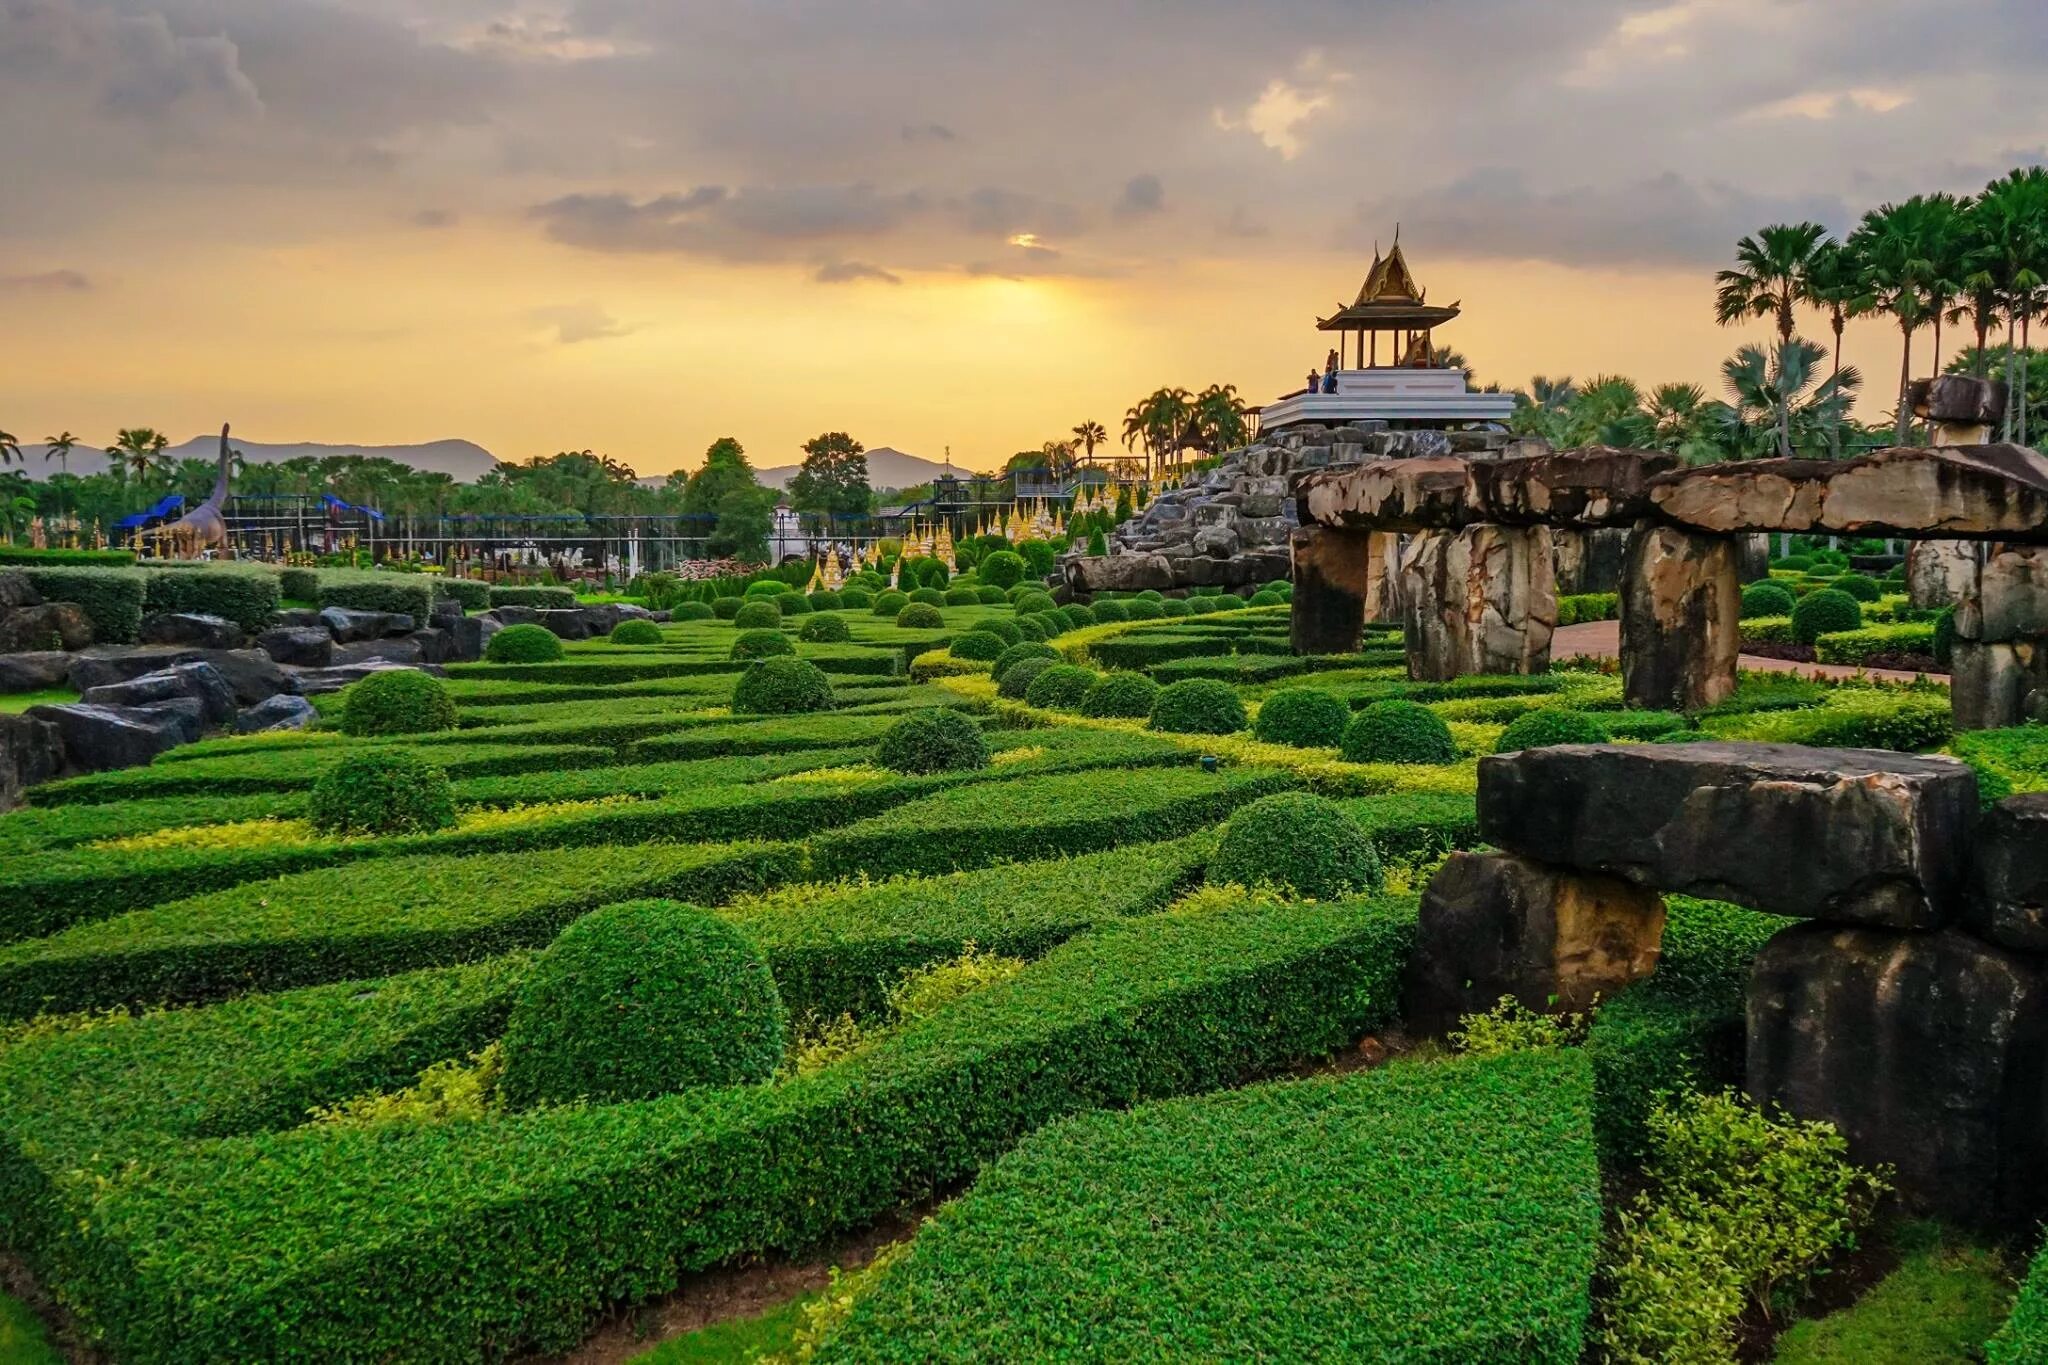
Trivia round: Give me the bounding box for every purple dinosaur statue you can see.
[145,423,234,558]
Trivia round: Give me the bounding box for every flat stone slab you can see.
[1648,444,2048,542]
[1298,446,1680,532]
[1476,741,1979,927]
[1970,794,2048,951]
[27,700,205,772]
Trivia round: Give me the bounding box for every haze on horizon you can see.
[2,0,2044,479]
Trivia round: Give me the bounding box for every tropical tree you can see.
[1644,382,1710,448]
[1918,192,1974,375]
[682,436,776,561]
[788,431,872,534]
[0,430,19,468]
[107,428,170,485]
[1973,166,2048,444]
[42,431,77,475]
[1188,383,1250,456]
[1122,387,1193,480]
[1714,222,1830,342]
[1070,420,1107,465]
[1848,197,1945,443]
[1719,338,1861,459]
[1507,376,1578,441]
[0,493,35,542]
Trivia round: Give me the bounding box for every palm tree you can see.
[1189,383,1249,456]
[107,427,170,484]
[42,431,77,475]
[1799,241,1868,457]
[1848,198,1945,443]
[1715,222,1830,342]
[1919,192,1974,377]
[1070,420,1107,467]
[1974,167,2048,444]
[1430,347,1474,387]
[1721,338,1862,459]
[1644,382,1709,449]
[0,430,19,468]
[1122,387,1192,481]
[1508,375,1578,441]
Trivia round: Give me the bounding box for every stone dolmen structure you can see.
[1413,740,2048,1231]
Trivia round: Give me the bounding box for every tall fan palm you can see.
[1848,197,1945,443]
[0,430,19,468]
[1715,222,1830,342]
[1974,167,2048,444]
[1721,338,1861,459]
[1918,192,1974,375]
[1070,420,1107,465]
[41,431,77,475]
[1190,383,1249,456]
[1799,241,1868,456]
[107,427,170,484]
[1645,382,1709,449]
[1122,387,1192,481]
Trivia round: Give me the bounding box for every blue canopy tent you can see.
[320,493,384,522]
[112,494,185,531]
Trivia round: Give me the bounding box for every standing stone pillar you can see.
[1288,526,1371,656]
[1397,524,1556,680]
[1953,544,2048,730]
[1907,540,1981,611]
[1619,524,1740,711]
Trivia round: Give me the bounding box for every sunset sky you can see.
[3,0,2045,478]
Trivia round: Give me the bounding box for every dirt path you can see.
[1552,620,1948,687]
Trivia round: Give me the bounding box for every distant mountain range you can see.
[755,447,987,492]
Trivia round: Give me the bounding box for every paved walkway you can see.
[1551,620,1948,686]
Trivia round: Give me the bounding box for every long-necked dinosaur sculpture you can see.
[143,423,233,558]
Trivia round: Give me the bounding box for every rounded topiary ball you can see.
[993,641,1058,682]
[978,550,1028,589]
[872,590,909,616]
[731,628,794,660]
[340,668,458,737]
[732,656,833,714]
[1013,614,1052,642]
[712,596,745,620]
[1024,663,1099,710]
[1159,598,1192,617]
[1124,598,1164,621]
[1185,596,1222,615]
[610,618,664,646]
[1089,599,1131,623]
[908,586,948,608]
[975,617,1023,646]
[485,623,564,663]
[975,586,1006,605]
[1247,590,1287,607]
[1832,571,1881,602]
[1062,604,1097,628]
[776,593,814,615]
[949,629,1007,662]
[1251,687,1350,749]
[1739,581,1796,620]
[1148,678,1248,735]
[808,590,842,611]
[498,899,787,1108]
[1340,700,1457,764]
[1208,792,1384,900]
[308,748,457,836]
[733,599,783,630]
[999,655,1056,700]
[1012,590,1056,616]
[1494,708,1610,753]
[799,613,851,643]
[744,580,791,599]
[876,708,991,774]
[671,601,715,621]
[839,588,874,611]
[896,602,945,629]
[1081,671,1160,718]
[944,586,979,606]
[1791,587,1863,644]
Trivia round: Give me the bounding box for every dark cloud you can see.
[1117,174,1164,217]
[531,184,926,260]
[956,187,1083,238]
[0,269,91,293]
[815,260,903,285]
[529,303,634,344]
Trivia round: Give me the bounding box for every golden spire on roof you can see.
[1354,226,1425,307]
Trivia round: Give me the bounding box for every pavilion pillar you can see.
[1397,525,1556,680]
[1290,525,1372,655]
[1619,524,1740,712]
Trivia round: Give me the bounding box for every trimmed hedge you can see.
[1791,588,1863,644]
[1813,622,1937,666]
[731,657,834,714]
[822,1051,1597,1363]
[671,601,716,622]
[733,600,783,630]
[977,550,1027,588]
[142,565,281,633]
[610,618,664,646]
[1341,700,1457,764]
[1494,708,1609,752]
[1252,687,1351,748]
[973,616,1022,646]
[1148,678,1247,735]
[1740,580,1797,619]
[1080,671,1160,719]
[776,594,814,615]
[992,642,1057,683]
[1209,792,1383,900]
[339,669,458,737]
[20,566,145,643]
[307,749,457,837]
[1012,590,1056,616]
[488,586,578,610]
[875,709,990,774]
[317,573,436,621]
[730,629,794,660]
[1991,1245,2048,1363]
[1024,663,1098,710]
[433,578,492,612]
[999,656,1056,700]
[0,546,135,565]
[712,596,745,620]
[799,613,851,643]
[485,623,564,663]
[894,603,943,629]
[948,629,1006,662]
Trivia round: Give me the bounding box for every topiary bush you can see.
[1341,700,1457,764]
[1247,590,1287,607]
[743,580,791,599]
[1012,590,1056,615]
[998,655,1056,700]
[1739,581,1796,619]
[732,656,834,714]
[1252,688,1351,748]
[975,617,1022,646]
[731,628,794,660]
[1831,572,1881,602]
[875,708,991,774]
[839,588,874,611]
[1013,614,1052,642]
[485,623,564,663]
[712,596,745,620]
[944,587,979,606]
[776,593,814,615]
[1081,671,1161,719]
[1494,708,1610,753]
[497,899,788,1109]
[872,591,909,616]
[977,550,1027,589]
[807,590,842,611]
[1148,678,1248,735]
[307,749,457,836]
[975,586,1006,604]
[949,629,1007,662]
[908,587,948,608]
[1160,598,1192,617]
[1062,604,1098,628]
[799,613,851,643]
[896,602,944,629]
[1184,596,1223,615]
[1124,598,1164,621]
[1089,599,1131,623]
[1024,663,1099,710]
[671,601,715,621]
[733,600,783,630]
[609,618,664,646]
[1791,587,1863,644]
[339,669,458,737]
[1208,792,1384,899]
[992,641,1058,683]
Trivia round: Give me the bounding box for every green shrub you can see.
[872,591,909,616]
[1024,663,1099,710]
[975,616,1022,646]
[732,656,834,714]
[731,629,794,660]
[1740,581,1796,619]
[671,601,715,621]
[1080,671,1160,719]
[808,590,843,611]
[1774,554,1813,572]
[1559,592,1619,624]
[1062,603,1097,628]
[776,593,814,615]
[485,623,564,663]
[999,656,1057,700]
[744,580,791,599]
[942,587,978,606]
[1184,596,1222,615]
[1148,678,1248,735]
[971,586,1003,605]
[977,551,1027,589]
[609,618,663,646]
[1791,588,1863,644]
[1159,598,1192,617]
[733,599,782,630]
[875,709,991,775]
[1013,614,1052,642]
[498,900,787,1108]
[142,565,281,633]
[895,603,944,629]
[307,750,457,836]
[908,587,947,608]
[317,572,436,621]
[340,669,459,737]
[1123,598,1164,621]
[1813,622,1938,665]
[1494,709,1609,752]
[839,588,873,611]
[948,629,1007,662]
[489,586,577,610]
[433,578,491,612]
[799,613,851,643]
[1012,590,1056,615]
[1252,688,1351,748]
[712,596,745,620]
[20,566,145,643]
[1247,589,1287,607]
[993,643,1058,682]
[1832,571,1881,602]
[279,566,320,601]
[1089,599,1131,623]
[1341,700,1457,764]
[0,545,135,565]
[1209,792,1383,899]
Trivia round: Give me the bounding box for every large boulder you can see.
[1407,851,1665,1034]
[198,649,293,707]
[1951,640,2048,731]
[1954,544,2048,643]
[138,612,246,650]
[1288,526,1372,655]
[318,606,414,643]
[1748,923,2048,1232]
[28,699,206,772]
[1969,793,2048,951]
[1397,524,1555,679]
[334,637,425,667]
[0,651,73,692]
[0,570,36,610]
[1907,374,2008,441]
[1065,552,1177,595]
[1906,539,1981,611]
[257,626,334,668]
[1618,524,1740,712]
[0,601,94,654]
[235,693,319,733]
[81,661,238,725]
[408,626,452,664]
[67,646,208,692]
[0,713,64,809]
[442,614,484,662]
[1477,741,1980,928]
[286,660,431,695]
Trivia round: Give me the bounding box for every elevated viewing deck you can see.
[1259,367,1516,430]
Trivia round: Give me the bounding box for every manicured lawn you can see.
[1774,1223,2014,1363]
[0,688,76,713]
[0,1290,62,1365]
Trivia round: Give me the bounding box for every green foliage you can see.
[1792,588,1864,643]
[1023,663,1098,710]
[893,602,941,628]
[839,588,874,611]
[339,669,458,737]
[1832,571,1881,602]
[947,629,1006,662]
[973,616,1022,645]
[1777,1223,2013,1365]
[777,593,814,615]
[488,586,577,609]
[310,1043,504,1128]
[670,601,717,622]
[977,551,1027,588]
[142,565,282,633]
[606,618,662,646]
[20,565,145,642]
[307,749,457,836]
[1158,598,1191,616]
[807,590,842,610]
[731,628,794,660]
[1080,671,1160,719]
[1086,529,1108,556]
[1557,592,1620,626]
[799,612,851,643]
[432,578,491,612]
[1012,590,1056,615]
[1813,622,1937,665]
[988,642,1056,684]
[1208,792,1383,899]
[317,571,436,621]
[1341,700,1457,764]
[998,655,1056,700]
[1011,613,1052,641]
[1252,687,1351,748]
[484,623,564,663]
[907,587,947,608]
[0,545,134,565]
[1741,580,1797,619]
[1594,1090,1890,1365]
[875,709,990,775]
[1495,708,1609,752]
[1147,678,1248,735]
[712,596,745,619]
[498,900,787,1108]
[1089,598,1131,622]
[732,599,783,630]
[1450,996,1590,1057]
[1247,589,1287,607]
[732,656,834,714]
[942,586,978,606]
[743,580,791,598]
